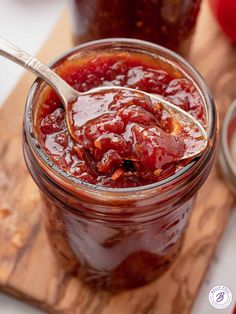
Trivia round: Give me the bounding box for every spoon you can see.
[0,38,208,160]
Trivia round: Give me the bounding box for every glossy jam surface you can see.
[70,0,201,54]
[35,52,205,188]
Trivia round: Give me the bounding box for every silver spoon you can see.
[0,38,208,160]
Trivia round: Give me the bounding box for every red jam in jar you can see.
[69,0,201,55]
[23,39,217,290]
[35,51,206,188]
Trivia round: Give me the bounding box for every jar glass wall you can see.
[23,39,217,290]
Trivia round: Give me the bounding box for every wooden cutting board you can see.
[0,2,235,314]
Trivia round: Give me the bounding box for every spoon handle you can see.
[0,38,77,105]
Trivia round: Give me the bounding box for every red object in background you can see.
[209,0,236,43]
[233,305,236,314]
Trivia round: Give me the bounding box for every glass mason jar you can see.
[23,39,217,290]
[68,0,202,56]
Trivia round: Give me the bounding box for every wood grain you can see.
[0,2,235,313]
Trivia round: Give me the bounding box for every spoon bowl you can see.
[0,38,208,161]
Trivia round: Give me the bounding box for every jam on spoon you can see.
[0,37,207,164]
[35,50,209,188]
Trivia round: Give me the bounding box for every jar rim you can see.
[24,38,217,197]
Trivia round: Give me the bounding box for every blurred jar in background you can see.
[68,0,202,56]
